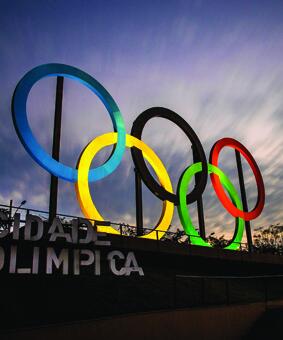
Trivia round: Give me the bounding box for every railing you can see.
[0,203,249,250]
[174,274,283,308]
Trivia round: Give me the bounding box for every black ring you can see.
[131,107,208,205]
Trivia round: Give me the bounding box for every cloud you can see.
[0,1,283,242]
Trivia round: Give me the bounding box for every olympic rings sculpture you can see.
[12,63,265,251]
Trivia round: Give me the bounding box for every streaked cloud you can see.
[0,0,283,241]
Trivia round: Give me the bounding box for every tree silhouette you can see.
[253,223,283,255]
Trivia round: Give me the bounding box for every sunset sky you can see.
[1,0,283,239]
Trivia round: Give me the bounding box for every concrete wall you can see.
[5,301,281,340]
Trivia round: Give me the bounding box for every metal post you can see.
[226,279,230,305]
[264,278,268,308]
[235,150,253,252]
[201,278,205,305]
[173,275,177,308]
[49,77,64,223]
[9,200,13,219]
[191,145,206,239]
[135,168,143,236]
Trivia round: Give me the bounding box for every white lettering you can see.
[46,247,68,274]
[25,214,43,241]
[107,250,126,276]
[48,217,72,243]
[124,252,144,276]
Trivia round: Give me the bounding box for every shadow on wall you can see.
[244,305,283,339]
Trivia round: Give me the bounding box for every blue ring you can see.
[12,63,126,182]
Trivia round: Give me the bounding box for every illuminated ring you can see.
[177,162,245,250]
[75,132,174,240]
[131,107,208,205]
[12,63,126,182]
[210,138,265,221]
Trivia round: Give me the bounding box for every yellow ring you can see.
[75,132,174,240]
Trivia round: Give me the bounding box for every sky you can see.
[0,0,283,240]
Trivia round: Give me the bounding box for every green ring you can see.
[177,162,244,250]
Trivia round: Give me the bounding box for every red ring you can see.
[209,138,265,221]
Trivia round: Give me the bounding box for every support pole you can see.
[49,77,64,223]
[235,150,253,252]
[9,199,13,219]
[192,145,206,239]
[135,168,143,236]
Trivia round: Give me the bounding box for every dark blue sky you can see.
[1,0,283,238]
